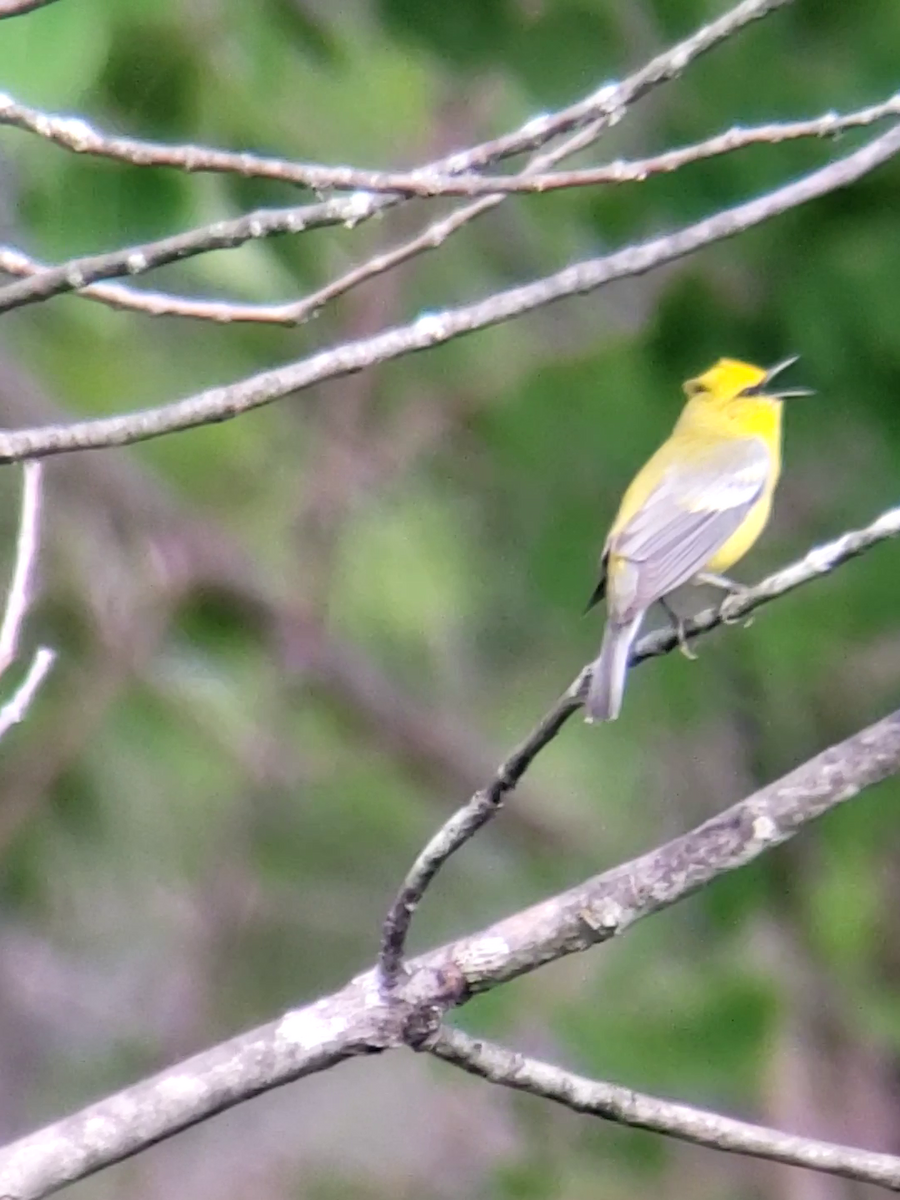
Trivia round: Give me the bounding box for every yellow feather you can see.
[586,356,803,722]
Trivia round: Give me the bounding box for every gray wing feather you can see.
[608,438,769,620]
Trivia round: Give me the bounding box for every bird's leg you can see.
[659,598,698,660]
[695,572,752,627]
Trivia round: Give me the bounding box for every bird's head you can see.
[683,356,813,411]
[681,350,816,432]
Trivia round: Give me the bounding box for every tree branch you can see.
[0,462,44,673]
[0,0,796,323]
[0,121,898,461]
[0,0,788,193]
[5,90,895,202]
[0,645,54,740]
[377,501,900,986]
[2,706,898,1200]
[4,96,897,328]
[0,462,54,742]
[428,1026,900,1191]
[0,200,360,315]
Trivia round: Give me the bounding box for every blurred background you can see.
[1,0,899,1197]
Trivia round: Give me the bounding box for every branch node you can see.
[578,899,624,940]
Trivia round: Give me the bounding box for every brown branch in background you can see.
[0,0,788,194]
[0,463,54,742]
[427,1027,900,1191]
[1,118,894,464]
[377,502,900,987]
[2,706,899,1200]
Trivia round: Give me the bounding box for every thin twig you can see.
[0,121,608,328]
[4,96,898,327]
[0,0,789,194]
[0,463,54,741]
[428,1026,900,1192]
[453,95,900,194]
[2,704,899,1199]
[0,119,895,462]
[8,93,895,202]
[634,501,900,661]
[0,645,55,740]
[0,247,303,324]
[377,502,900,988]
[378,676,583,990]
[0,461,43,674]
[260,119,611,330]
[0,200,363,316]
[0,0,792,321]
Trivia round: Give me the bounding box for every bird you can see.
[584,356,812,722]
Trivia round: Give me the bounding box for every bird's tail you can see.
[585,615,643,722]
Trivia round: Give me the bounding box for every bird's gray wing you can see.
[607,437,770,621]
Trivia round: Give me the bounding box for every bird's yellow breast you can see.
[705,491,773,572]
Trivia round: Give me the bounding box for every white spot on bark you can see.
[593,900,623,931]
[157,1073,206,1102]
[278,1006,347,1048]
[54,116,95,150]
[413,311,446,341]
[343,191,374,227]
[476,935,510,958]
[752,814,778,842]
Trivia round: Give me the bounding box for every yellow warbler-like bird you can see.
[585,356,812,722]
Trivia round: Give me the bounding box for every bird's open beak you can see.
[763,355,815,399]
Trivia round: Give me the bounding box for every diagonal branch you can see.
[4,95,898,328]
[377,501,900,987]
[2,705,899,1200]
[7,92,895,203]
[0,645,54,740]
[0,0,792,321]
[0,462,55,742]
[0,246,304,325]
[0,461,44,674]
[0,0,788,194]
[230,116,613,338]
[0,120,899,461]
[428,1026,900,1191]
[0,200,362,315]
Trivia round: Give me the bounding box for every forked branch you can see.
[378,501,900,987]
[1,705,898,1200]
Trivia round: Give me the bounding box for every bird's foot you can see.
[661,600,698,659]
[695,572,752,627]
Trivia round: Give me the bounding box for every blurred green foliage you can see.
[0,0,899,1197]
